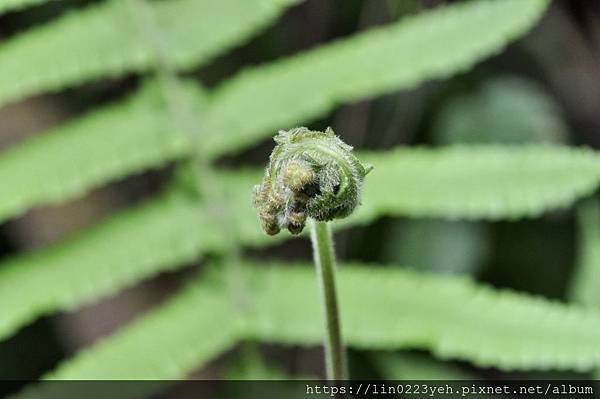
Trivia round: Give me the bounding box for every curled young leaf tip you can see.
[253,127,373,235]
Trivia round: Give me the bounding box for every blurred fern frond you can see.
[47,275,239,379]
[0,0,545,220]
[38,263,600,380]
[246,264,600,371]
[0,82,188,222]
[357,145,600,220]
[223,145,600,236]
[0,187,219,341]
[3,145,600,341]
[0,0,300,107]
[0,0,51,14]
[201,0,551,158]
[0,0,550,223]
[3,0,593,383]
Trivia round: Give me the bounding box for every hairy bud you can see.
[253,127,372,235]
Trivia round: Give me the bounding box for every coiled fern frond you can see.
[253,127,372,235]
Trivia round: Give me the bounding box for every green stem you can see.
[309,219,348,380]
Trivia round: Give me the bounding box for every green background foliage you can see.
[1,0,600,390]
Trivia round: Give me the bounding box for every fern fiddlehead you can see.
[253,127,372,235]
[253,127,371,380]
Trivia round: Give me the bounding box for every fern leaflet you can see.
[0,187,220,342]
[2,145,600,341]
[0,0,550,221]
[0,0,51,14]
[201,0,550,158]
[356,145,600,220]
[222,146,600,232]
[0,0,299,107]
[0,82,187,222]
[47,275,238,379]
[33,262,600,380]
[244,263,600,371]
[2,116,590,228]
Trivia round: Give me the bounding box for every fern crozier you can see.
[253,127,372,235]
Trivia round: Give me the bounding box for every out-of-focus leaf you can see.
[0,0,51,14]
[402,76,567,277]
[0,0,300,106]
[0,188,220,342]
[355,146,600,221]
[3,145,599,342]
[0,82,188,223]
[201,0,550,158]
[245,263,600,371]
[224,349,290,380]
[36,262,600,380]
[45,275,239,379]
[0,0,550,223]
[226,145,600,243]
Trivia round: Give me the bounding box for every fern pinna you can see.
[2,0,600,387]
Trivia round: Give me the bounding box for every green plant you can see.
[309,219,346,380]
[253,127,371,379]
[3,0,600,387]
